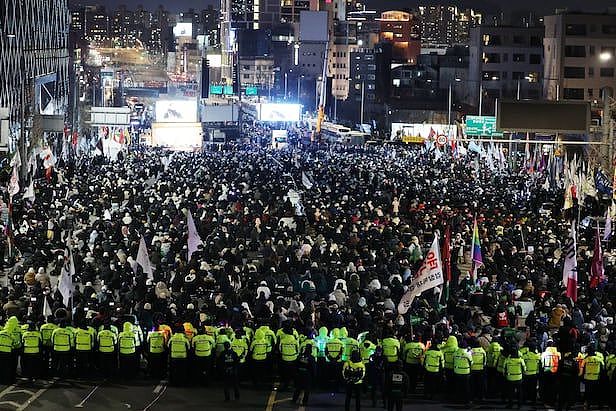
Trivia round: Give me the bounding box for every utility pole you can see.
[360,81,365,125]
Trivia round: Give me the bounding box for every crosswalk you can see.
[0,378,55,411]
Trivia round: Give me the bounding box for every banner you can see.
[562,222,578,301]
[398,236,443,314]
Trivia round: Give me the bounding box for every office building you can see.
[419,5,482,47]
[378,11,421,64]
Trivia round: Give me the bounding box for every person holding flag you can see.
[562,221,578,302]
[398,234,444,315]
[470,217,483,284]
[590,223,606,289]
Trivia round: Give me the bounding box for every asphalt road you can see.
[0,377,579,411]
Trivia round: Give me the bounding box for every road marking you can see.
[0,400,21,408]
[74,384,100,408]
[16,388,47,411]
[152,380,167,394]
[142,385,167,411]
[265,382,280,411]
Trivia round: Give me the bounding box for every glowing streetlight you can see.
[599,51,613,62]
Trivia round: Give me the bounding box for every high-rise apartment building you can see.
[419,5,481,47]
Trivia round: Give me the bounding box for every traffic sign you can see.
[209,85,223,95]
[245,86,258,96]
[436,135,448,146]
[465,115,503,137]
[223,85,234,95]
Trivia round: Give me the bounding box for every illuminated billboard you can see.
[259,103,302,122]
[497,100,590,134]
[173,23,193,38]
[155,100,198,123]
[152,123,202,150]
[390,123,454,143]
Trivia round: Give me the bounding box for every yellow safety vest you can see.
[0,331,13,353]
[75,329,93,351]
[98,330,116,353]
[52,328,72,352]
[471,347,486,371]
[424,350,444,373]
[40,323,57,347]
[22,331,41,354]
[280,335,299,362]
[522,351,541,375]
[404,342,425,365]
[118,331,136,355]
[192,334,214,358]
[583,355,603,381]
[251,338,269,361]
[169,335,189,359]
[453,349,473,375]
[504,358,525,381]
[148,331,165,354]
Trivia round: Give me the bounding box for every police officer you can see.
[368,345,386,408]
[146,328,166,379]
[606,346,616,410]
[5,316,22,379]
[219,341,240,401]
[343,350,365,411]
[580,346,603,409]
[402,335,424,395]
[521,341,541,404]
[423,343,444,400]
[326,328,344,391]
[0,326,15,384]
[557,347,579,411]
[486,338,502,397]
[293,344,316,406]
[192,329,215,384]
[503,349,526,408]
[21,323,42,380]
[75,320,94,377]
[453,340,473,406]
[118,321,138,379]
[231,329,249,379]
[249,328,270,387]
[540,341,560,404]
[168,327,190,385]
[279,326,299,391]
[470,338,487,401]
[39,319,57,378]
[97,324,117,378]
[441,335,458,394]
[382,332,401,366]
[51,320,74,378]
[384,361,409,411]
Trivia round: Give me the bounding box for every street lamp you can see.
[600,51,613,62]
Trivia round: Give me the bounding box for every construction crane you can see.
[313,41,329,143]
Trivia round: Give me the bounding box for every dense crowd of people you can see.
[0,142,615,410]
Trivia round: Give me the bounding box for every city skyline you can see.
[72,0,616,13]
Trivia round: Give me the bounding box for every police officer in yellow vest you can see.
[453,341,473,405]
[231,329,249,370]
[51,321,74,378]
[97,324,117,378]
[521,341,541,404]
[39,319,57,378]
[5,316,22,379]
[423,344,444,400]
[192,329,215,384]
[118,321,138,379]
[486,339,502,396]
[382,333,401,365]
[441,335,458,388]
[402,335,425,395]
[326,328,344,391]
[0,326,15,384]
[279,327,299,391]
[343,350,365,411]
[168,327,190,386]
[249,328,270,388]
[580,345,603,409]
[470,339,487,401]
[146,329,166,379]
[21,322,42,380]
[75,321,94,376]
[503,350,526,408]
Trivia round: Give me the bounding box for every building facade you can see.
[469,25,544,114]
[543,11,616,101]
[0,0,70,144]
[419,5,482,47]
[378,11,421,64]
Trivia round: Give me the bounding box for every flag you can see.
[562,221,578,301]
[604,209,612,241]
[470,217,483,282]
[8,166,19,198]
[58,248,75,307]
[595,169,612,195]
[9,150,21,169]
[301,171,313,190]
[43,295,52,319]
[187,209,203,261]
[398,235,444,314]
[590,224,605,289]
[136,236,153,280]
[23,180,35,202]
[442,225,452,303]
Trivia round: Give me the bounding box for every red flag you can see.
[72,131,78,147]
[590,224,605,289]
[442,225,452,284]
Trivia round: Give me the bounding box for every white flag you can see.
[187,209,203,261]
[10,150,21,169]
[43,295,53,319]
[302,172,313,190]
[8,166,19,197]
[398,235,444,314]
[604,211,612,241]
[23,180,35,201]
[136,236,153,280]
[58,249,75,307]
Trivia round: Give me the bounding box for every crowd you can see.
[0,142,615,411]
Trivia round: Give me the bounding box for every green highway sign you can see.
[245,86,258,96]
[223,85,234,95]
[209,85,223,95]
[465,115,503,137]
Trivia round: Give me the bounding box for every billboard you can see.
[391,123,454,143]
[155,100,198,123]
[497,100,591,134]
[272,130,289,149]
[173,23,193,38]
[90,107,131,126]
[152,123,202,150]
[299,11,328,42]
[259,103,302,122]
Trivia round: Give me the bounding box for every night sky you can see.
[87,0,616,14]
